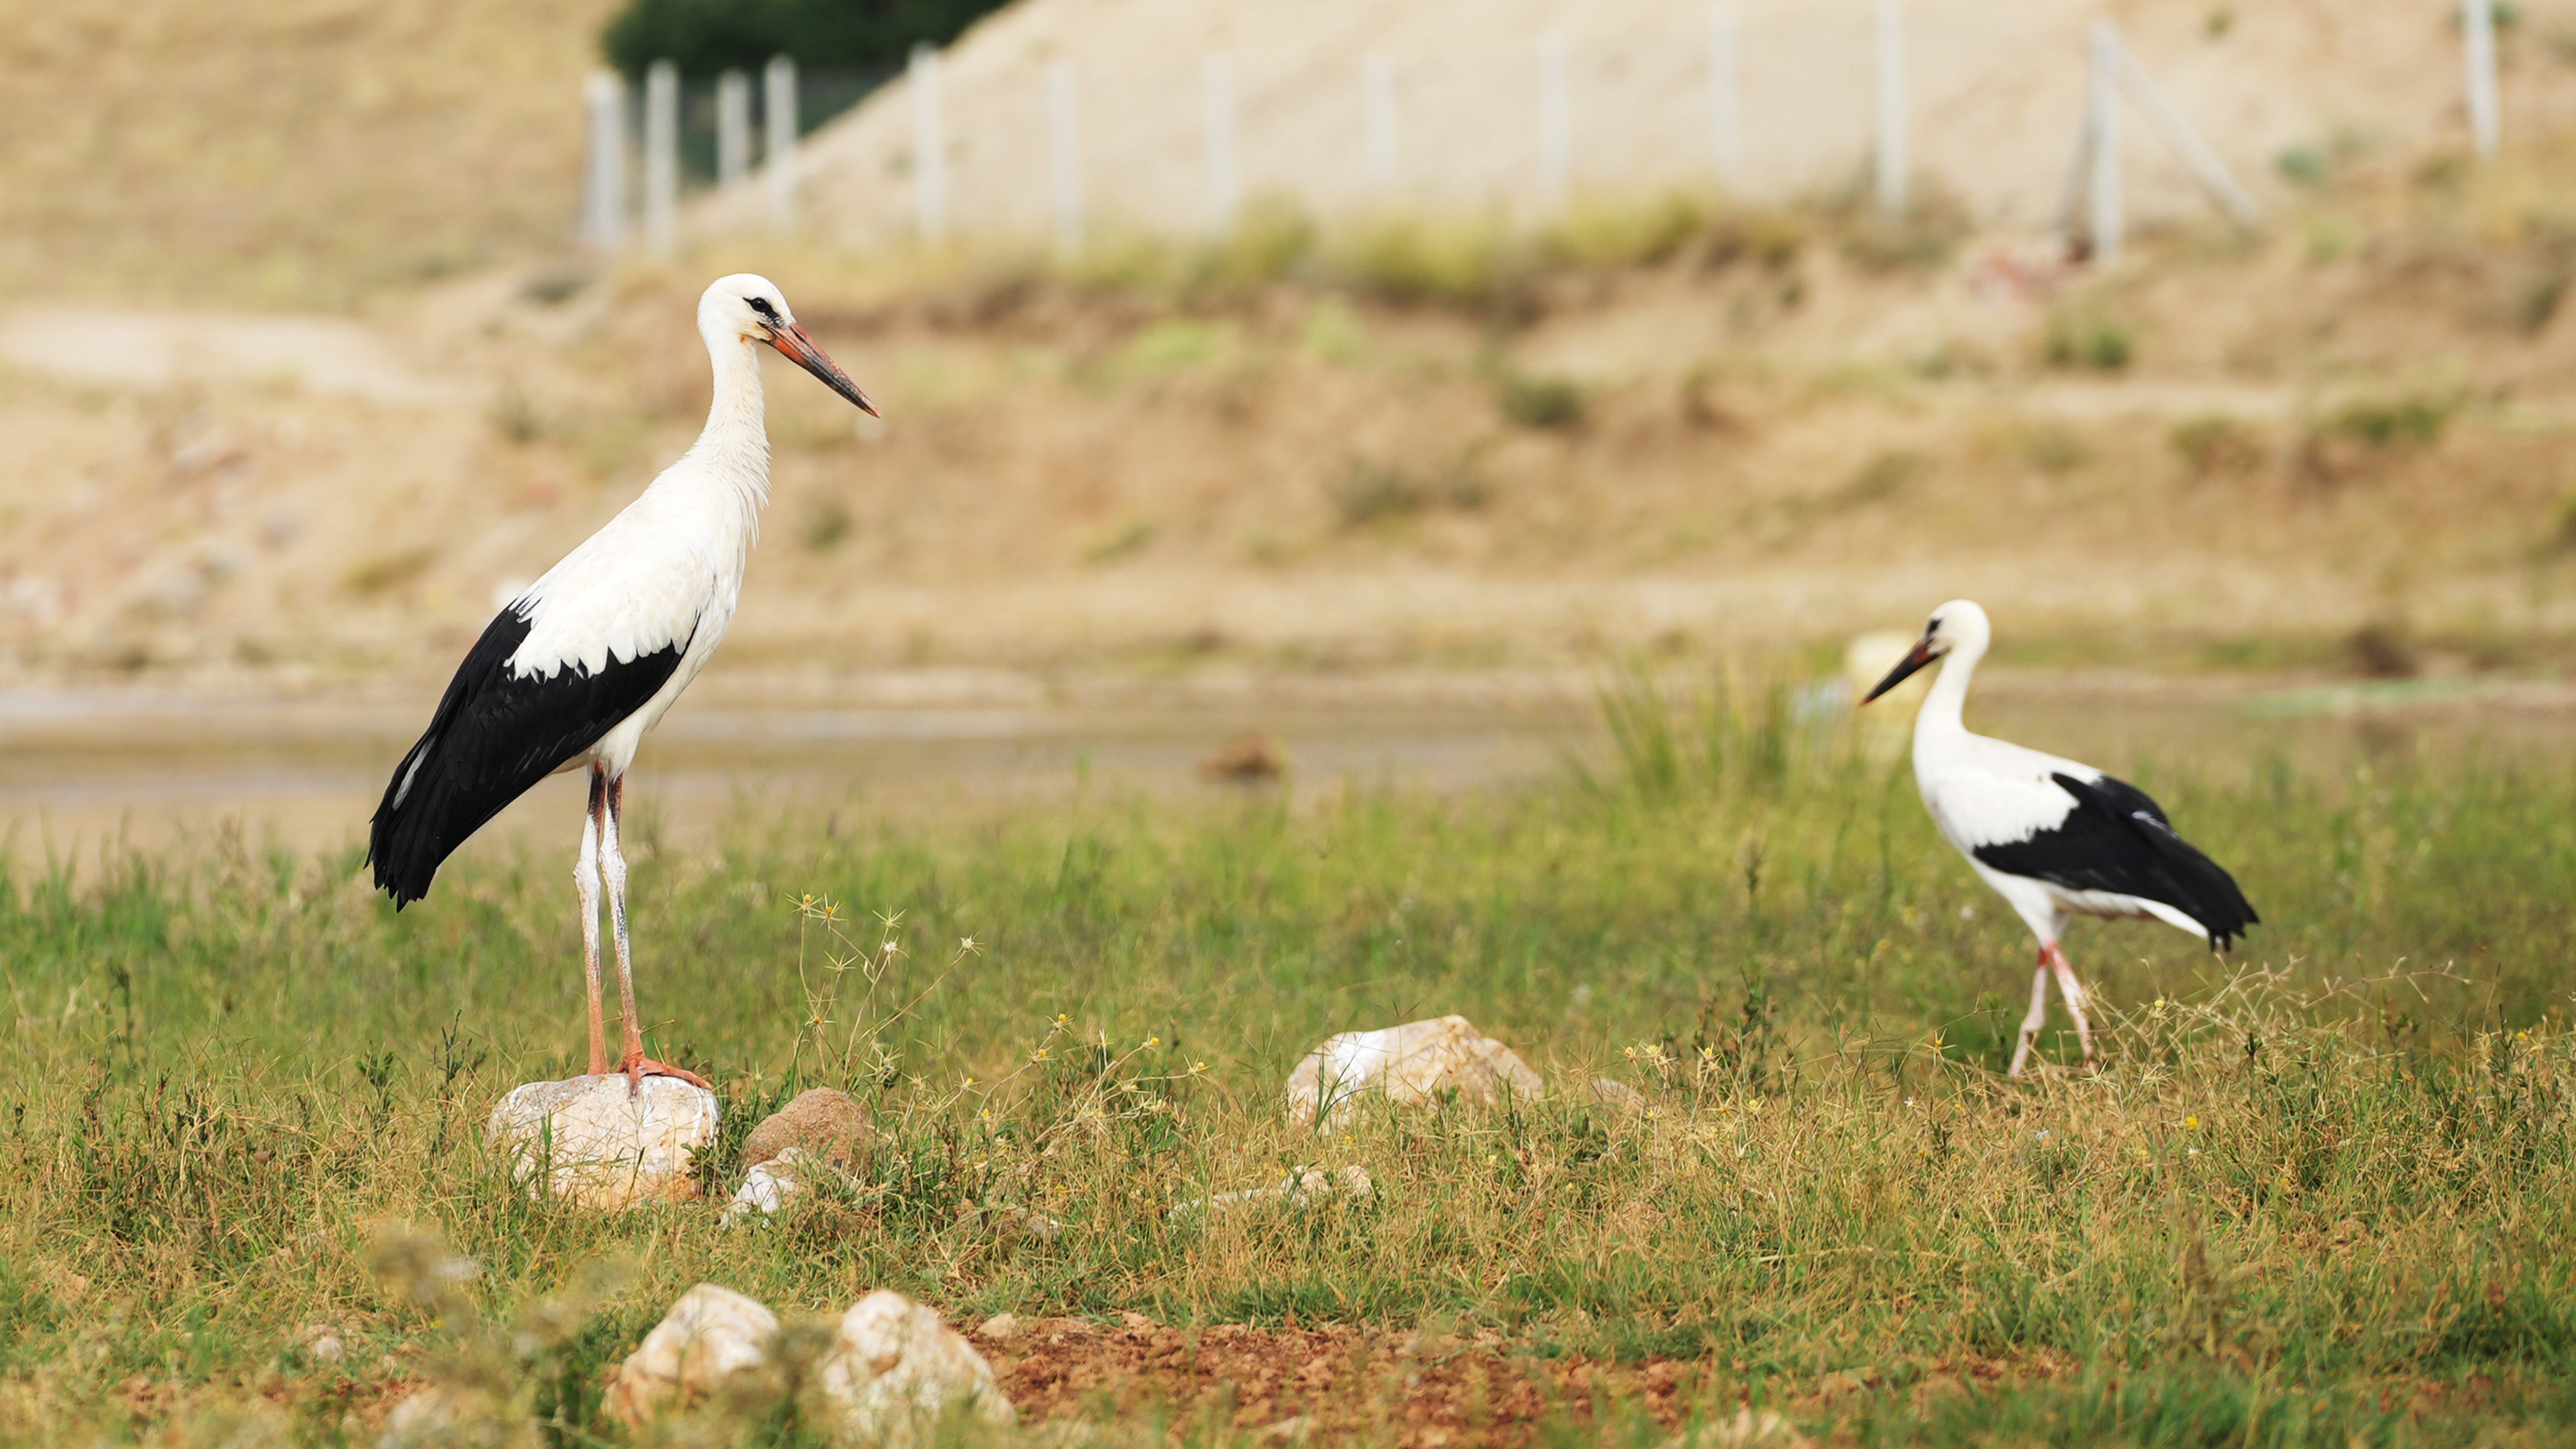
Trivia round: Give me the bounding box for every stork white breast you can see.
[508,520,724,680]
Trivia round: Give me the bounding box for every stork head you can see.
[700,273,878,416]
[1862,599,1990,704]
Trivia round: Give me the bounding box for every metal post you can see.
[2089,18,2122,263]
[764,55,798,228]
[1873,0,1907,216]
[910,44,949,243]
[717,70,751,188]
[1363,51,1398,193]
[1708,4,1742,187]
[1537,32,1569,216]
[1203,53,1238,237]
[2464,0,2501,157]
[1048,60,1083,257]
[643,60,679,255]
[583,70,627,251]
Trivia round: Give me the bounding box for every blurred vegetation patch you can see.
[2171,415,2269,477]
[1114,318,1237,378]
[1330,454,1490,529]
[2020,423,2089,476]
[2043,306,2134,371]
[802,498,853,552]
[1330,215,1524,312]
[1834,448,1925,507]
[342,546,435,598]
[1539,193,1708,269]
[1081,519,1158,565]
[2326,394,2454,448]
[1184,196,1320,301]
[1493,370,1586,431]
[1832,190,1974,273]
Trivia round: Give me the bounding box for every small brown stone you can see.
[742,1087,870,1171]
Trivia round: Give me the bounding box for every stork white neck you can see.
[689,318,771,485]
[1912,607,1992,750]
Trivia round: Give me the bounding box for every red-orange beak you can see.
[1862,636,1939,704]
[765,321,878,416]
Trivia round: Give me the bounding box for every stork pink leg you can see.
[2043,941,2097,1064]
[575,767,610,1077]
[2007,962,2051,1077]
[600,774,709,1092]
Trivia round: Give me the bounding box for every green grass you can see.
[2,685,2575,1445]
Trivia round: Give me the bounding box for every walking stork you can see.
[367,274,876,1088]
[1863,600,2256,1076]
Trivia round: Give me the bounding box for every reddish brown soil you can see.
[989,1318,1700,1446]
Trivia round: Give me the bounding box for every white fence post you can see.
[1873,0,1907,216]
[2464,0,2501,157]
[2089,18,2122,262]
[717,70,751,187]
[1708,4,1742,188]
[643,60,679,255]
[1363,51,1399,193]
[1202,53,1239,237]
[1048,60,1084,258]
[910,44,949,243]
[1537,31,1570,217]
[583,70,627,251]
[764,55,798,228]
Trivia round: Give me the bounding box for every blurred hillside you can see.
[12,161,2576,691]
[706,0,2576,244]
[7,0,2576,697]
[0,0,615,309]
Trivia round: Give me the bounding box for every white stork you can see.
[368,274,875,1088]
[1862,600,2256,1076]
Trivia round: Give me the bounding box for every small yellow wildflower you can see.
[2184,1115,2200,1129]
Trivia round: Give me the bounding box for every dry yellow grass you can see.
[0,0,616,309]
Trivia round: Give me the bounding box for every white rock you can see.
[817,1289,1014,1446]
[377,1384,527,1448]
[1285,1015,1543,1125]
[723,1145,814,1223]
[607,1284,780,1428]
[975,1311,1021,1344]
[1668,1408,1812,1449]
[485,1075,718,1210]
[1173,1165,1373,1220]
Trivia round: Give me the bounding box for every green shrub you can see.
[2043,307,2134,371]
[1495,371,1585,430]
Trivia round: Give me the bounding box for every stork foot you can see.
[618,1052,711,1093]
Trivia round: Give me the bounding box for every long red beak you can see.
[1862,637,1938,704]
[765,321,878,416]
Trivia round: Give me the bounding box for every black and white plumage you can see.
[367,273,876,1088]
[1864,599,2256,1076]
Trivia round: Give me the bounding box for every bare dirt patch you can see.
[984,1318,2065,1445]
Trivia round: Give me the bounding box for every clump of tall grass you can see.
[1582,659,1849,802]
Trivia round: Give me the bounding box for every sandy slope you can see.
[707,0,2576,245]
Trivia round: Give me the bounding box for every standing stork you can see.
[1862,600,2256,1076]
[368,274,876,1088]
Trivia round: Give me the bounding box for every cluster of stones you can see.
[434,1015,1647,1439]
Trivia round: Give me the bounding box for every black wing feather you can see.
[1971,773,2258,951]
[367,607,690,906]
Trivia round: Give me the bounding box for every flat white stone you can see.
[817,1289,1014,1445]
[485,1075,717,1210]
[608,1283,780,1427]
[1173,1164,1374,1220]
[1284,1015,1543,1125]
